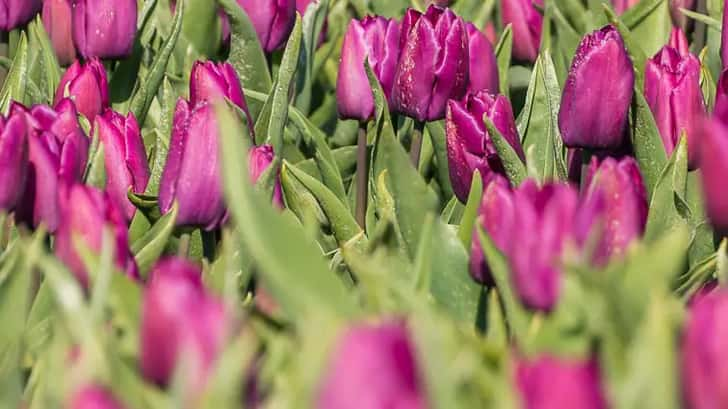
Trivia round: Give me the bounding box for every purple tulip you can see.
[54,184,139,288]
[317,321,427,409]
[337,16,400,121]
[249,144,284,208]
[42,0,76,65]
[391,6,469,122]
[669,27,690,56]
[645,45,705,169]
[698,118,728,234]
[500,0,543,62]
[466,23,499,95]
[516,356,608,409]
[0,0,41,31]
[715,68,728,122]
[236,0,296,53]
[140,257,227,389]
[55,58,109,121]
[12,99,88,232]
[681,290,728,409]
[559,25,635,150]
[96,109,150,221]
[0,110,28,213]
[190,60,253,130]
[69,385,126,409]
[582,157,647,265]
[159,100,226,230]
[72,0,137,59]
[612,0,639,13]
[446,91,524,202]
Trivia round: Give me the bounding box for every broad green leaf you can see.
[132,203,179,276]
[425,121,455,201]
[644,136,689,241]
[485,118,528,185]
[295,0,330,114]
[494,25,513,97]
[0,32,29,113]
[630,88,668,198]
[458,170,483,247]
[628,0,670,58]
[27,17,61,103]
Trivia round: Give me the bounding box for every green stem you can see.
[356,123,368,229]
[410,121,425,168]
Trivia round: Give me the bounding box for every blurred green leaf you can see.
[644,135,689,241]
[132,203,178,277]
[630,87,668,198]
[458,170,483,248]
[494,25,513,98]
[0,32,29,113]
[485,118,528,185]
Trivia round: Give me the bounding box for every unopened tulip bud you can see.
[517,356,608,409]
[42,0,76,65]
[249,144,284,208]
[72,0,137,59]
[466,23,499,95]
[0,0,41,31]
[501,0,543,62]
[55,59,109,121]
[0,111,28,213]
[236,0,296,53]
[698,118,728,234]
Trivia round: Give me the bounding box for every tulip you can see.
[54,184,139,288]
[681,290,728,409]
[612,0,639,13]
[446,91,524,202]
[189,60,252,129]
[715,68,728,122]
[669,27,690,56]
[500,0,543,62]
[55,59,109,121]
[317,321,427,409]
[140,257,227,388]
[96,109,150,221]
[582,157,647,265]
[644,45,705,169]
[516,356,608,409]
[42,0,76,65]
[0,111,28,213]
[159,100,226,230]
[249,144,284,208]
[559,25,634,150]
[466,23,499,95]
[698,119,728,234]
[69,385,126,409]
[236,0,296,53]
[391,6,469,122]
[337,16,400,121]
[72,0,137,59]
[0,0,41,31]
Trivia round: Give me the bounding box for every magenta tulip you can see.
[669,27,689,56]
[516,356,608,409]
[249,144,284,208]
[0,0,41,30]
[55,58,109,121]
[236,0,296,53]
[42,0,76,65]
[501,0,543,62]
[698,118,728,234]
[469,176,513,285]
[72,0,137,59]
[69,385,126,409]
[0,109,28,213]
[466,23,499,95]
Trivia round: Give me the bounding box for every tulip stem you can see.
[356,124,368,229]
[410,121,425,168]
[178,233,191,257]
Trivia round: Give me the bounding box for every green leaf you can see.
[295,0,330,114]
[425,121,455,201]
[680,9,722,29]
[458,170,483,247]
[132,203,178,277]
[27,17,61,103]
[494,25,513,97]
[644,135,689,241]
[630,87,668,198]
[628,0,670,58]
[0,32,29,113]
[485,118,528,185]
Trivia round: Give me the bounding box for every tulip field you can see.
[2,0,728,407]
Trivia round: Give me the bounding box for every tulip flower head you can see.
[249,144,284,208]
[698,118,728,235]
[72,0,137,59]
[55,59,109,121]
[236,0,296,53]
[42,0,76,65]
[0,0,41,31]
[0,109,29,213]
[465,23,499,95]
[516,356,608,409]
[500,0,543,62]
[69,385,126,409]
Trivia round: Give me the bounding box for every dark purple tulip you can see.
[69,385,126,409]
[645,45,705,169]
[612,0,639,13]
[391,6,469,122]
[0,111,28,213]
[337,16,400,121]
[190,61,248,112]
[317,321,427,409]
[446,91,524,202]
[249,144,284,208]
[141,257,227,388]
[582,157,647,265]
[42,0,76,65]
[55,58,109,121]
[159,100,226,230]
[96,109,150,221]
[72,0,137,59]
[54,184,139,288]
[500,0,543,62]
[669,27,690,56]
[715,68,728,122]
[516,356,608,409]
[470,176,513,285]
[466,23,499,95]
[0,0,41,30]
[682,290,728,409]
[236,0,296,53]
[559,25,635,150]
[698,119,728,234]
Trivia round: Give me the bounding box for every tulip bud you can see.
[644,45,705,169]
[249,144,284,208]
[0,111,28,213]
[159,100,226,230]
[141,257,227,388]
[236,0,296,53]
[0,0,41,31]
[516,356,608,409]
[715,68,728,122]
[54,184,139,288]
[42,0,76,65]
[559,26,635,150]
[69,385,126,409]
[582,157,647,265]
[317,321,427,409]
[96,109,150,221]
[337,16,400,121]
[612,0,639,13]
[446,91,524,202]
[72,0,137,59]
[681,290,728,409]
[669,27,690,56]
[698,119,728,234]
[466,23,499,95]
[190,60,253,129]
[470,176,514,285]
[55,59,109,121]
[392,6,469,122]
[500,0,543,62]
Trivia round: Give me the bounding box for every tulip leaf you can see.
[685,173,716,267]
[146,78,176,196]
[295,0,330,114]
[458,170,483,248]
[494,25,513,97]
[621,0,667,28]
[630,88,667,198]
[295,146,358,181]
[84,135,106,189]
[280,166,331,234]
[129,0,184,125]
[128,192,162,222]
[485,118,528,186]
[0,32,29,113]
[425,121,455,201]
[27,17,61,103]
[216,102,357,320]
[628,0,671,58]
[680,9,722,30]
[218,0,272,103]
[132,203,179,277]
